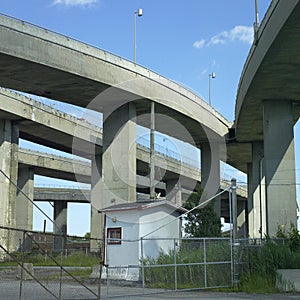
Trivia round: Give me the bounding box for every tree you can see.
[84,232,91,239]
[182,187,222,237]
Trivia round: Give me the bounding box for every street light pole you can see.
[254,0,259,42]
[134,8,143,64]
[208,72,216,106]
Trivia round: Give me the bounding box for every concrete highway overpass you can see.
[0,86,237,249]
[2,0,298,240]
[0,14,234,243]
[21,148,246,238]
[230,0,300,237]
[0,87,102,157]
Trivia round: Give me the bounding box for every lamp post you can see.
[254,0,259,42]
[208,72,216,106]
[134,8,143,64]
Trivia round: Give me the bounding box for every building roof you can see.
[99,200,188,214]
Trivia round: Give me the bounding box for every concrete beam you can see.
[18,148,91,183]
[0,88,102,158]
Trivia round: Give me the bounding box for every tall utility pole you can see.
[208,72,216,106]
[254,0,259,42]
[134,8,143,64]
[150,102,155,200]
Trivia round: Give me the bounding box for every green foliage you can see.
[238,273,277,293]
[183,187,222,237]
[84,232,91,239]
[275,223,300,252]
[237,226,300,293]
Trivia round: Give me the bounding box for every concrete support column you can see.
[247,163,253,237]
[0,120,19,252]
[16,167,34,251]
[166,178,182,206]
[248,142,266,238]
[53,201,67,251]
[16,167,34,231]
[237,199,248,238]
[102,103,137,206]
[90,154,103,252]
[0,120,19,227]
[200,142,220,216]
[263,100,297,236]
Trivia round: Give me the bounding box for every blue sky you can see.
[1,0,299,235]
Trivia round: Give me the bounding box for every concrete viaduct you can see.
[0,88,246,249]
[228,0,300,237]
[0,0,299,241]
[20,148,246,237]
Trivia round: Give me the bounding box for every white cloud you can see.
[193,25,253,49]
[229,26,254,44]
[53,0,97,6]
[193,39,206,49]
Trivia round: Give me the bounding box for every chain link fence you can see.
[103,236,233,298]
[1,226,247,299]
[0,226,103,300]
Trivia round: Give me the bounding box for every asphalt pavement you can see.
[0,281,299,300]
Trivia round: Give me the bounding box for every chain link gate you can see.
[0,226,103,300]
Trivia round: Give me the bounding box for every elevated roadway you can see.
[231,0,300,236]
[0,13,230,149]
[0,88,102,157]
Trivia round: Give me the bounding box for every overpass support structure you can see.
[200,142,221,216]
[263,100,297,237]
[0,120,19,251]
[247,142,266,238]
[53,201,67,251]
[16,167,34,232]
[16,166,34,249]
[91,103,137,249]
[166,178,182,206]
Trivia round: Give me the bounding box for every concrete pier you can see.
[166,178,182,206]
[200,142,221,215]
[102,103,137,207]
[263,100,297,236]
[0,120,19,252]
[16,167,34,232]
[248,142,266,238]
[53,201,67,251]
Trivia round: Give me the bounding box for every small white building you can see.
[99,200,187,281]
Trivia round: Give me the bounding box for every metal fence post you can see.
[231,178,239,288]
[141,237,145,292]
[98,240,102,300]
[59,266,63,299]
[19,230,26,300]
[203,238,207,288]
[174,239,177,291]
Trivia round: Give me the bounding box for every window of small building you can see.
[107,227,122,245]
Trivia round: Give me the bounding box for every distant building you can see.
[99,200,187,281]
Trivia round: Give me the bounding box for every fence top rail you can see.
[106,237,231,242]
[0,225,102,242]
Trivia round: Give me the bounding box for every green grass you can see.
[0,251,100,267]
[37,268,93,281]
